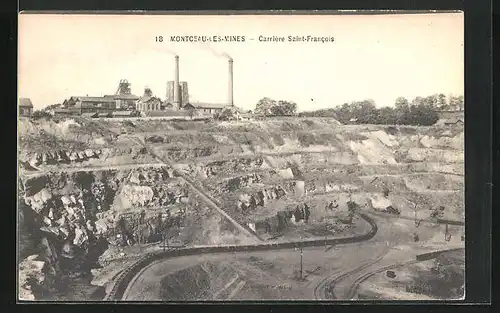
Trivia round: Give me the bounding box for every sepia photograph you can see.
[17,12,465,302]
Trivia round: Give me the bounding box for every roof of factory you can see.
[186,102,229,109]
[68,96,116,103]
[138,96,162,103]
[105,94,140,100]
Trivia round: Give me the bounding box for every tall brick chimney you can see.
[228,58,234,106]
[173,55,180,109]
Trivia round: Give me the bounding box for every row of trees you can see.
[299,94,464,126]
[252,94,463,126]
[332,99,439,126]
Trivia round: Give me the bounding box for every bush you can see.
[30,110,52,120]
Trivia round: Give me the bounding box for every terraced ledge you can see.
[21,163,168,177]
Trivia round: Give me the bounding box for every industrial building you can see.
[52,54,246,119]
[136,87,162,112]
[19,98,34,117]
[183,102,225,115]
[63,96,117,114]
[106,79,140,110]
[59,80,140,116]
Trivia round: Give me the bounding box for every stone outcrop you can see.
[18,167,191,299]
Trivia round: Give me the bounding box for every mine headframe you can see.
[116,79,132,95]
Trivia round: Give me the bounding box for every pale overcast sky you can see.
[19,13,464,111]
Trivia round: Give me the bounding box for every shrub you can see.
[30,110,52,120]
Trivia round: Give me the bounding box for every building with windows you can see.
[107,79,140,109]
[62,96,117,114]
[183,102,227,115]
[136,88,162,112]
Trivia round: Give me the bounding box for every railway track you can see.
[332,247,465,300]
[314,247,390,300]
[104,212,377,301]
[345,259,420,299]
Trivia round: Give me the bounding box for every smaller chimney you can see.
[173,55,180,110]
[228,58,234,106]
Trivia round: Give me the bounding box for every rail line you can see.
[345,260,420,299]
[345,247,465,299]
[103,212,378,301]
[314,248,390,300]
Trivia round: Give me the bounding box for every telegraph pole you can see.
[324,224,328,251]
[300,246,303,280]
[445,223,451,242]
[299,236,303,280]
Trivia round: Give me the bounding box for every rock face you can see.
[18,255,48,300]
[17,167,191,299]
[237,184,291,213]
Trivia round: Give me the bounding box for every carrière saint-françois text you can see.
[168,35,334,43]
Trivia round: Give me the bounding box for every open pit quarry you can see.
[17,116,465,301]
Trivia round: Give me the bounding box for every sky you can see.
[18,13,464,111]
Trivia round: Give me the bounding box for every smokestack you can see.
[228,58,233,106]
[173,55,180,109]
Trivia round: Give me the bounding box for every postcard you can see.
[18,11,465,302]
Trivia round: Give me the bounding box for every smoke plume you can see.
[198,44,232,60]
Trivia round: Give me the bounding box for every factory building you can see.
[107,79,140,109]
[183,102,227,115]
[136,87,162,112]
[59,79,139,115]
[63,96,117,114]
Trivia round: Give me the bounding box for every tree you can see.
[351,100,377,124]
[422,94,440,110]
[254,97,276,116]
[394,97,410,124]
[378,107,396,125]
[437,93,447,109]
[272,100,297,116]
[395,97,409,110]
[448,95,464,111]
[255,98,298,117]
[455,95,464,111]
[216,107,240,121]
